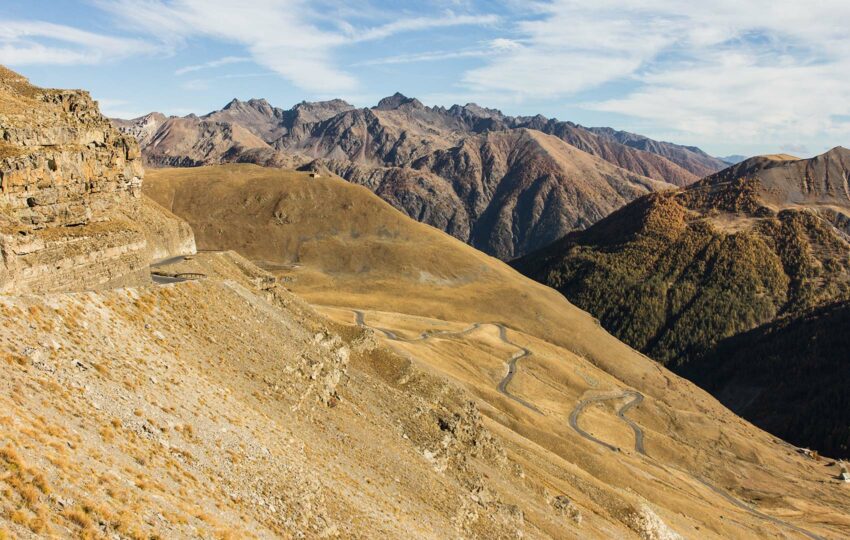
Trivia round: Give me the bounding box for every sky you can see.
[1,1,849,158]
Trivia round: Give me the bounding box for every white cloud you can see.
[353,49,489,67]
[0,20,157,65]
[488,38,522,52]
[589,54,850,142]
[96,0,500,94]
[461,0,850,143]
[351,13,499,42]
[353,39,516,67]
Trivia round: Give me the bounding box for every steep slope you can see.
[276,110,671,258]
[703,149,850,210]
[112,112,167,146]
[269,95,703,187]
[515,148,850,364]
[0,253,548,539]
[587,126,729,178]
[203,97,354,141]
[142,163,850,538]
[520,119,701,186]
[682,300,850,459]
[410,129,669,258]
[514,149,850,456]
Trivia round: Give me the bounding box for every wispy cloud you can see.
[353,39,515,67]
[462,0,850,143]
[0,20,158,65]
[175,56,252,75]
[354,49,488,67]
[95,0,500,93]
[351,13,500,42]
[7,0,850,148]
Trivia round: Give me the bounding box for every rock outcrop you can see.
[0,66,192,293]
[0,67,142,230]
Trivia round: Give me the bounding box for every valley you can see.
[514,148,850,459]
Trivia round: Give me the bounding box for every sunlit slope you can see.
[145,164,850,538]
[145,164,594,343]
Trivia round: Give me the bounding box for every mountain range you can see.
[114,90,850,463]
[114,94,730,259]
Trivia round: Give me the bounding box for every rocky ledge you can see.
[0,66,193,293]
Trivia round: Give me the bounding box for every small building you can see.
[309,172,320,178]
[840,470,850,483]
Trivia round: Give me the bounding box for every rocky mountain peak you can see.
[247,97,272,107]
[823,145,850,158]
[289,99,355,125]
[374,92,424,111]
[294,98,353,109]
[223,97,242,109]
[220,97,267,114]
[450,103,506,121]
[223,97,276,116]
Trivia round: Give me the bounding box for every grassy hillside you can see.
[514,170,850,367]
[139,163,850,538]
[513,150,850,459]
[144,163,615,345]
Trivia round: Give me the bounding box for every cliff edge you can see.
[0,66,193,292]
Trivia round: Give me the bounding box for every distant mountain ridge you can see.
[113,93,727,258]
[718,154,748,165]
[584,126,729,178]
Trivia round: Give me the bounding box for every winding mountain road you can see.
[569,391,825,539]
[569,391,645,454]
[352,308,826,539]
[353,310,542,414]
[150,254,204,285]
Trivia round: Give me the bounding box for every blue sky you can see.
[2,0,849,157]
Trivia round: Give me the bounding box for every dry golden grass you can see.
[139,163,850,538]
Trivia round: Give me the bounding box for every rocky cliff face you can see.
[0,67,143,230]
[0,66,193,293]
